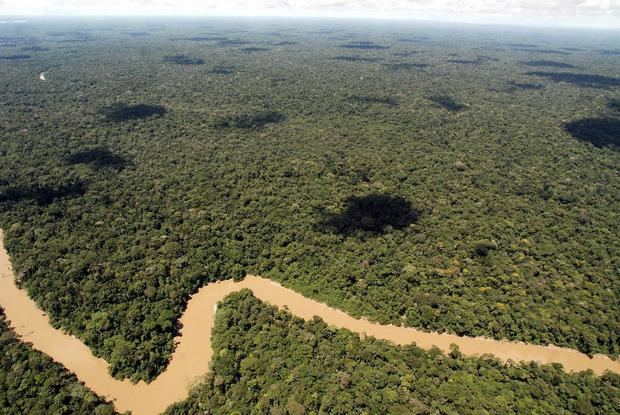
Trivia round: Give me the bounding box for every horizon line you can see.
[1,13,619,32]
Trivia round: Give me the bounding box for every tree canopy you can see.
[167,291,620,415]
[0,18,618,384]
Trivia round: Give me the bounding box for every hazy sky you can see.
[1,0,619,29]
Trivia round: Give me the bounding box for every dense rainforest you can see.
[0,309,117,414]
[3,292,619,415]
[0,17,619,385]
[167,291,620,415]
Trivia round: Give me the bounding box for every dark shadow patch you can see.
[506,43,539,48]
[0,36,31,41]
[448,56,495,65]
[66,148,128,170]
[271,77,288,84]
[393,51,421,57]
[339,41,389,50]
[521,60,576,68]
[213,111,285,129]
[329,35,353,41]
[125,31,150,37]
[240,47,270,53]
[396,36,428,42]
[349,95,399,107]
[0,54,31,61]
[512,48,570,55]
[272,41,298,46]
[321,194,418,235]
[209,65,234,74]
[504,81,545,92]
[21,46,48,52]
[472,240,497,257]
[609,99,620,112]
[332,56,382,62]
[475,55,497,62]
[49,32,93,43]
[101,103,167,123]
[163,54,205,65]
[428,95,465,112]
[217,39,250,46]
[597,49,620,56]
[564,118,620,150]
[0,181,86,206]
[384,62,428,70]
[54,37,94,44]
[526,71,620,88]
[448,59,482,64]
[174,36,228,42]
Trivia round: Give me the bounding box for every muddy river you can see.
[0,230,618,415]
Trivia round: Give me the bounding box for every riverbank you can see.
[0,229,618,415]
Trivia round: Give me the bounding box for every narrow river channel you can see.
[1,230,618,415]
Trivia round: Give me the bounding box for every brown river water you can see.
[0,230,618,415]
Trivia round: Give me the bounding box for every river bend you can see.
[0,230,618,415]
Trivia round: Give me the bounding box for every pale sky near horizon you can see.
[1,1,619,29]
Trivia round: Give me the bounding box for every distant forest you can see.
[0,17,619,391]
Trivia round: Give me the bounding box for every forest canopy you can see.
[0,18,618,384]
[101,103,168,122]
[564,118,620,149]
[321,194,419,235]
[0,309,117,415]
[167,291,620,415]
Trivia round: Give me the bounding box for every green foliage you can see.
[0,310,118,415]
[0,19,619,382]
[212,111,286,129]
[166,291,620,415]
[217,39,250,46]
[427,95,466,111]
[349,95,400,107]
[384,62,429,70]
